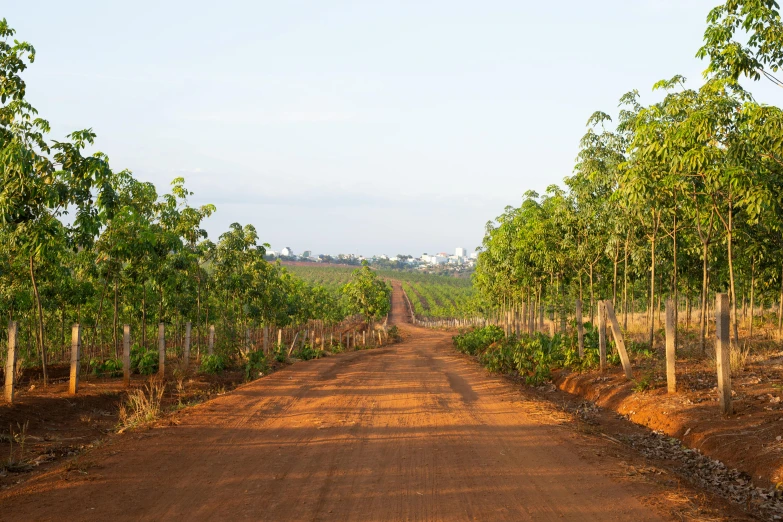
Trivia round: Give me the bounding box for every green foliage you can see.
[633,373,654,393]
[199,354,228,374]
[387,325,401,342]
[130,344,158,375]
[453,325,505,356]
[244,350,269,381]
[272,343,288,363]
[89,357,123,378]
[293,342,321,361]
[453,326,626,386]
[342,262,391,321]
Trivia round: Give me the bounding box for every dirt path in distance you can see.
[0,282,707,521]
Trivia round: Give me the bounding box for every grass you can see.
[117,381,165,433]
[4,421,31,472]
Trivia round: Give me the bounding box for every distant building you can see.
[430,256,448,265]
[455,247,466,258]
[281,247,294,257]
[469,251,479,260]
[302,250,312,258]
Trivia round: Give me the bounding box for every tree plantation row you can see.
[473,1,783,355]
[0,20,393,386]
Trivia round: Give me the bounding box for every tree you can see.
[342,262,391,325]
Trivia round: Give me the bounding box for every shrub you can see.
[453,325,505,356]
[131,346,159,376]
[293,342,320,361]
[387,325,401,342]
[90,357,123,378]
[200,354,228,374]
[244,351,269,381]
[118,381,165,432]
[272,343,287,363]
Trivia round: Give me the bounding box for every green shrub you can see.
[453,325,629,386]
[387,325,401,342]
[453,325,505,356]
[244,351,269,381]
[130,344,159,375]
[330,342,345,354]
[90,357,123,378]
[200,354,228,374]
[293,342,320,361]
[272,343,287,363]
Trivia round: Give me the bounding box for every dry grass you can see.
[118,380,165,433]
[729,343,750,374]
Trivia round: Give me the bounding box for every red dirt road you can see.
[0,284,667,521]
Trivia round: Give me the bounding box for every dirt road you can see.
[1,283,668,521]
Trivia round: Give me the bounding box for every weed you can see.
[633,373,653,393]
[118,381,165,432]
[199,354,228,374]
[293,342,320,361]
[266,342,286,363]
[387,325,401,342]
[89,357,123,378]
[244,350,269,381]
[131,344,159,375]
[730,343,750,374]
[5,421,30,472]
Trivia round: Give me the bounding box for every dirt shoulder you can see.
[552,357,783,490]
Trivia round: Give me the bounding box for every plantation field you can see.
[284,264,476,319]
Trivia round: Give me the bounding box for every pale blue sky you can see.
[5,1,779,256]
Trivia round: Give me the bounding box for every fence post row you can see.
[5,321,18,404]
[208,325,215,355]
[69,324,81,395]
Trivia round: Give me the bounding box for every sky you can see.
[5,1,781,257]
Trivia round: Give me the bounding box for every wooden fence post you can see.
[277,328,282,349]
[5,322,18,404]
[158,323,165,377]
[69,324,82,395]
[576,299,584,358]
[716,293,732,415]
[123,325,131,387]
[604,300,633,379]
[665,299,676,393]
[184,322,191,369]
[263,326,269,355]
[208,325,215,355]
[598,302,606,371]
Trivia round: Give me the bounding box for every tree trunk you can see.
[727,203,740,346]
[649,236,656,348]
[700,241,709,353]
[749,258,756,339]
[30,256,48,385]
[623,231,629,329]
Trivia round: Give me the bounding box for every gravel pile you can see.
[622,431,783,521]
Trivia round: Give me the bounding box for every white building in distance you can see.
[281,247,294,257]
[455,247,466,258]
